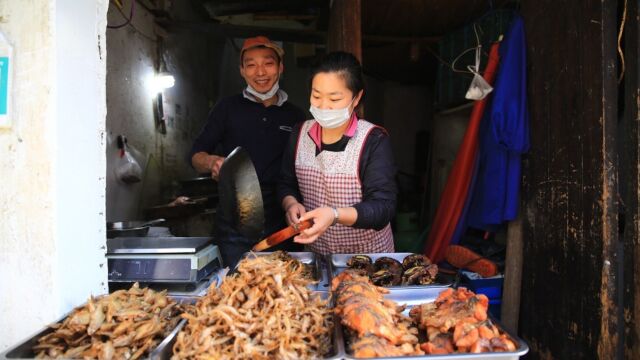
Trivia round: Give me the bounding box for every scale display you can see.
[108,258,192,281]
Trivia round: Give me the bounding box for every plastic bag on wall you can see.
[465,45,493,100]
[115,137,142,184]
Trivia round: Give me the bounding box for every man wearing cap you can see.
[189,36,304,267]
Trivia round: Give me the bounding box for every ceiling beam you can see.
[161,20,440,44]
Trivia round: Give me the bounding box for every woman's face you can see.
[310,72,361,110]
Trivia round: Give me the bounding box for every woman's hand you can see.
[285,202,306,225]
[294,207,336,244]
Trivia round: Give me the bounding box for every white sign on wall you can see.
[0,31,13,129]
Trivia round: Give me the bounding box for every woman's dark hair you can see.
[310,51,365,96]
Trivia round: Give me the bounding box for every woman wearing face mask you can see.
[278,51,397,254]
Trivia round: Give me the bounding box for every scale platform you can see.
[106,237,221,285]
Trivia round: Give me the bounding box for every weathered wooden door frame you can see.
[622,0,640,358]
[520,0,621,358]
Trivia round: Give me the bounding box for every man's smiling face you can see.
[240,47,283,94]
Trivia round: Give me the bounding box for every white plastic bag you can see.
[465,45,493,100]
[115,140,142,184]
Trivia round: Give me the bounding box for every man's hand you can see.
[208,155,225,180]
[191,152,225,180]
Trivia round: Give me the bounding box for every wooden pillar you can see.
[501,215,523,333]
[622,0,640,358]
[520,0,620,358]
[327,0,362,61]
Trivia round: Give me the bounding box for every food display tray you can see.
[0,297,195,360]
[239,251,331,291]
[336,290,529,360]
[328,253,453,293]
[149,291,343,360]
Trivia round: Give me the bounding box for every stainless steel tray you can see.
[151,291,343,360]
[328,253,453,292]
[337,290,529,360]
[239,251,330,291]
[0,297,194,359]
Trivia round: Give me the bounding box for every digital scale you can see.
[106,237,222,285]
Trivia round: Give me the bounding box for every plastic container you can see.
[463,274,504,299]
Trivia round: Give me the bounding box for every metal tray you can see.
[337,290,529,360]
[0,297,194,359]
[328,253,453,292]
[238,251,330,291]
[151,291,343,360]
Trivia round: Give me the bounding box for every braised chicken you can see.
[410,287,517,354]
[333,269,423,358]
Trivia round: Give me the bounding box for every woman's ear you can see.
[353,90,364,108]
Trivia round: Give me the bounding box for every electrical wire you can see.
[107,0,158,42]
[617,0,627,85]
[107,0,134,29]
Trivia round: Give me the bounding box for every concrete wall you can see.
[0,0,108,351]
[381,83,432,176]
[105,1,223,221]
[428,105,472,222]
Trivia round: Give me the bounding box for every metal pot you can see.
[106,218,165,238]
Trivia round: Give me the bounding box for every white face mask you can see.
[246,81,280,101]
[309,99,355,129]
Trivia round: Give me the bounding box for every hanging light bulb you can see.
[151,72,175,93]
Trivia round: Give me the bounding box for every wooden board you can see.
[621,0,640,358]
[520,0,620,358]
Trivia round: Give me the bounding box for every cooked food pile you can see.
[410,287,516,354]
[332,269,424,358]
[346,254,438,286]
[33,283,182,359]
[268,250,315,280]
[172,253,333,360]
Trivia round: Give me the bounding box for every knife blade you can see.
[252,220,314,252]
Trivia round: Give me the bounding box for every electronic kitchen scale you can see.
[106,237,222,284]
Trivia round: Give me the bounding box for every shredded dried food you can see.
[33,283,182,359]
[267,250,315,280]
[172,253,332,359]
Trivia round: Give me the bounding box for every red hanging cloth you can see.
[424,42,501,263]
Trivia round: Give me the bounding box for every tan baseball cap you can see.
[240,36,284,61]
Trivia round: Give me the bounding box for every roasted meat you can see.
[371,269,401,286]
[402,264,438,285]
[333,267,423,358]
[402,254,432,270]
[411,287,516,354]
[347,255,374,275]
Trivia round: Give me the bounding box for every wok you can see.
[106,218,165,238]
[217,146,264,241]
